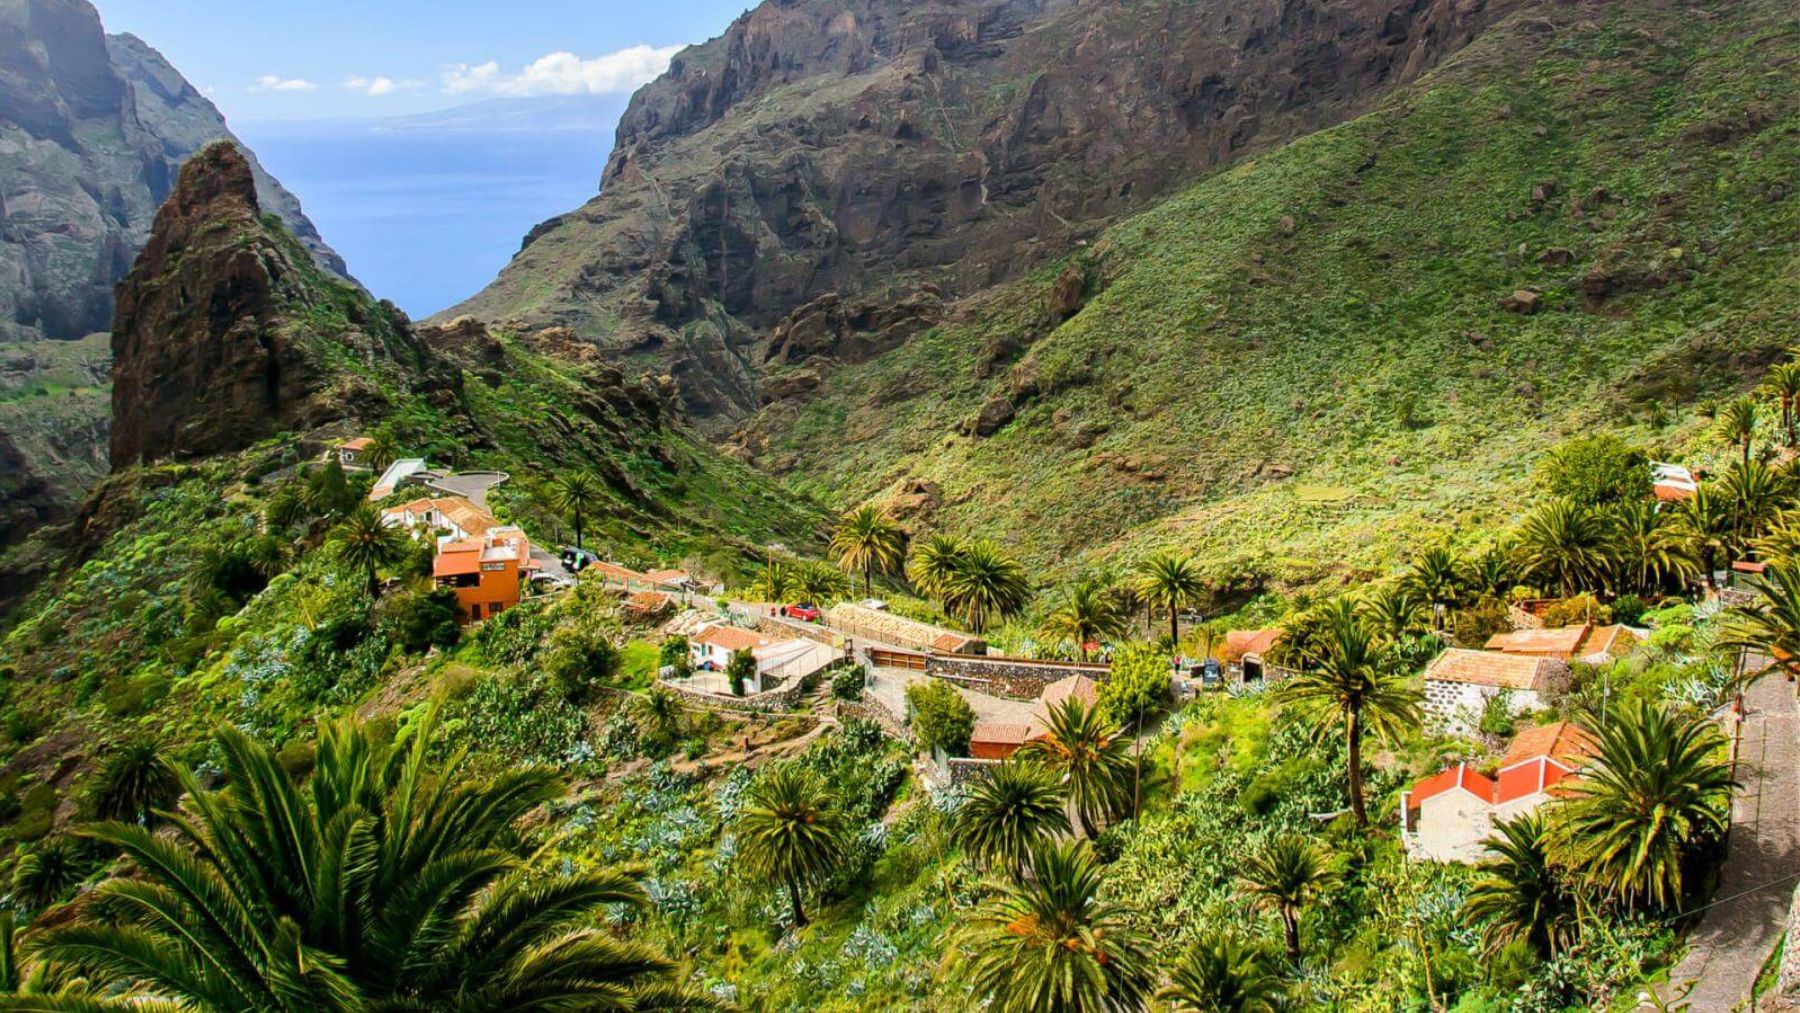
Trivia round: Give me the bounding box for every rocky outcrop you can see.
[109,143,441,467]
[0,0,344,346]
[765,287,943,368]
[447,0,1512,426]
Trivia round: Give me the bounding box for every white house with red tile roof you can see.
[335,436,374,468]
[1401,722,1596,862]
[687,622,822,694]
[1422,648,1570,736]
[380,496,498,545]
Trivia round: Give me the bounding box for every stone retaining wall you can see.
[945,756,1000,786]
[835,698,910,741]
[925,653,1111,701]
[657,664,827,714]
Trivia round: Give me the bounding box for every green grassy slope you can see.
[750,0,1800,587]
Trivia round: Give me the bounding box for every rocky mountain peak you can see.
[109,142,445,469]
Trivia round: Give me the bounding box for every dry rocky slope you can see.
[0,0,343,539]
[448,0,1510,428]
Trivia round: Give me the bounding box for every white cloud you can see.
[253,75,316,92]
[441,44,681,98]
[342,75,423,97]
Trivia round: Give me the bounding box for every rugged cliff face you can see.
[109,142,442,467]
[448,0,1508,426]
[0,0,343,345]
[0,0,345,536]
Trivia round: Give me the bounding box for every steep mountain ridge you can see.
[744,0,1800,585]
[448,0,1512,427]
[0,0,344,541]
[108,142,449,467]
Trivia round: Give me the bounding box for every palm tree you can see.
[1136,551,1206,645]
[1460,542,1517,599]
[302,458,357,518]
[1040,578,1129,661]
[953,758,1070,875]
[958,841,1153,1013]
[1720,561,1800,685]
[362,428,400,473]
[1763,361,1800,448]
[1721,459,1794,562]
[830,505,907,598]
[1401,546,1464,629]
[34,710,691,1008]
[264,485,307,533]
[1514,498,1614,597]
[1608,499,1699,597]
[736,765,848,928]
[10,837,86,911]
[1550,700,1736,910]
[908,533,968,612]
[83,736,181,825]
[1677,482,1736,586]
[1462,811,1578,958]
[945,539,1032,633]
[1356,583,1429,644]
[328,503,407,598]
[1716,394,1760,466]
[791,560,850,603]
[1021,697,1132,839]
[1755,514,1800,568]
[1158,932,1285,1013]
[552,471,600,551]
[1279,599,1421,825]
[1239,836,1337,964]
[755,560,792,603]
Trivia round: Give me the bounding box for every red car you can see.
[784,603,823,622]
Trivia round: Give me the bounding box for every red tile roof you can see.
[1410,723,1594,810]
[433,540,483,577]
[337,437,374,451]
[1424,649,1565,690]
[971,723,1033,746]
[1501,721,1596,765]
[1653,481,1695,502]
[1486,625,1590,658]
[624,591,671,613]
[590,561,648,584]
[694,625,773,653]
[1222,629,1281,663]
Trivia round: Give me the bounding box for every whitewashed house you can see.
[1421,649,1570,736]
[1401,722,1594,862]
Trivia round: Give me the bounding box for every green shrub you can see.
[542,622,622,705]
[727,648,756,697]
[1649,624,1695,652]
[831,665,865,701]
[1610,594,1648,627]
[101,670,172,718]
[12,782,59,842]
[904,680,974,756]
[1098,643,1171,729]
[378,586,462,653]
[1477,690,1516,738]
[1536,434,1650,505]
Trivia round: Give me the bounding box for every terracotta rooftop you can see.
[1222,628,1281,663]
[1502,721,1596,766]
[624,590,671,612]
[1039,674,1101,713]
[432,540,483,577]
[1424,649,1566,691]
[1486,624,1636,662]
[382,497,497,539]
[590,561,648,584]
[824,603,977,651]
[694,625,774,653]
[970,722,1033,746]
[337,437,374,451]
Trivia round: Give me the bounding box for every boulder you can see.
[964,397,1017,437]
[1498,289,1543,314]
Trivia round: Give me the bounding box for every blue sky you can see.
[93,0,754,121]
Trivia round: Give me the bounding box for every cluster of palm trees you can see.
[1,710,705,1009]
[1462,700,1735,960]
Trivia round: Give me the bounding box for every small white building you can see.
[335,437,374,468]
[379,496,497,545]
[687,623,817,694]
[1401,722,1594,862]
[1421,649,1570,736]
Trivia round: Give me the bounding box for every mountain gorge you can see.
[0,0,343,541]
[449,0,1511,427]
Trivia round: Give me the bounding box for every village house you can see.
[1422,649,1571,736]
[1484,623,1639,666]
[379,496,499,543]
[368,458,427,500]
[823,602,986,655]
[1401,722,1596,862]
[968,673,1102,761]
[622,590,673,621]
[687,622,820,694]
[1221,628,1284,684]
[434,525,532,622]
[334,437,374,468]
[1651,461,1698,504]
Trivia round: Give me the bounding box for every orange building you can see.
[434,525,532,622]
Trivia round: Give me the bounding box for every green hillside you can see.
[749,0,1800,586]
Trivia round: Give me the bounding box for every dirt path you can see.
[1663,672,1800,1010]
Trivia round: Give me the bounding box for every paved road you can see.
[424,470,509,508]
[1662,672,1800,1010]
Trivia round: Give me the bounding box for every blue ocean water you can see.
[235,119,612,318]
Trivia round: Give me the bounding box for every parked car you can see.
[784,603,823,622]
[559,546,597,572]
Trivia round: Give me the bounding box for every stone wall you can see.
[1423,681,1542,737]
[836,697,910,741]
[945,756,1000,786]
[925,653,1111,701]
[657,665,825,714]
[743,610,840,647]
[1777,883,1800,1001]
